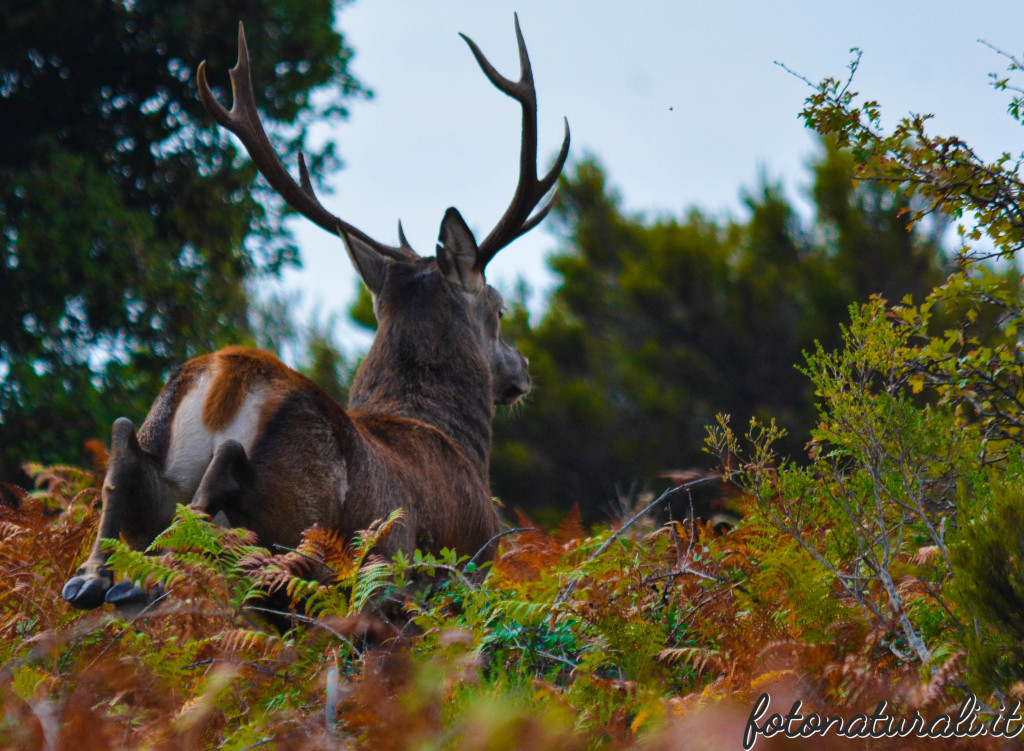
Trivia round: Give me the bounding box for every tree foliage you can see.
[713,41,1024,695]
[711,301,971,668]
[0,0,365,478]
[491,144,949,522]
[789,45,1024,451]
[948,457,1024,692]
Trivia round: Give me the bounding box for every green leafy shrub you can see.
[949,454,1024,693]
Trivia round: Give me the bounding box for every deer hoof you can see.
[103,579,146,605]
[106,581,165,618]
[62,572,113,610]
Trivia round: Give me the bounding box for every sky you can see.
[260,0,1024,354]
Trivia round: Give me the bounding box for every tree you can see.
[790,45,1024,455]
[711,301,970,667]
[768,42,1024,687]
[0,0,365,478]
[490,143,949,522]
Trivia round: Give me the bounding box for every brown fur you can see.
[123,343,503,559]
[200,347,307,432]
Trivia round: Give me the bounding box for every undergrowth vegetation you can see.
[0,438,1019,749]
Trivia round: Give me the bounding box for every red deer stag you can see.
[62,16,569,609]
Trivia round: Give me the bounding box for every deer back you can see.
[137,345,501,555]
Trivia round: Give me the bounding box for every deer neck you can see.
[348,329,494,478]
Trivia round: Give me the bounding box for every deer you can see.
[61,15,569,610]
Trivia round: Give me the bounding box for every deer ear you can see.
[338,226,389,297]
[436,207,484,295]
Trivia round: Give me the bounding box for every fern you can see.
[657,645,723,676]
[1,460,1012,748]
[349,508,404,571]
[350,558,394,612]
[208,628,290,661]
[103,539,189,591]
[152,504,261,568]
[239,512,405,622]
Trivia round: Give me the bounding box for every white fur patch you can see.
[163,372,213,499]
[215,386,264,453]
[163,373,265,500]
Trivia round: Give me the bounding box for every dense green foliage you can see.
[949,459,1024,692]
[793,46,1024,450]
[712,43,1024,696]
[0,0,364,479]
[711,301,972,667]
[491,144,948,522]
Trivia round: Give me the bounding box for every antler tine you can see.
[460,14,570,269]
[197,22,416,261]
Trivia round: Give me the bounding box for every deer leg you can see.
[62,417,171,610]
[188,439,255,519]
[106,441,257,610]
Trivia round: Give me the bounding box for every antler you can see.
[460,14,571,269]
[197,23,417,261]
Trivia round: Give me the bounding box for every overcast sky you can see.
[259,0,1024,353]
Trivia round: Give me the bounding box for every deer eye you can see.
[498,307,505,319]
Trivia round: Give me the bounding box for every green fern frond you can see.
[104,539,186,591]
[350,508,404,568]
[150,505,226,557]
[492,599,550,630]
[285,576,324,606]
[350,560,394,612]
[302,587,351,619]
